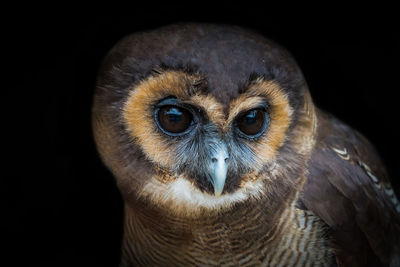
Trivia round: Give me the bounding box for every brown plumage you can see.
[92,23,400,266]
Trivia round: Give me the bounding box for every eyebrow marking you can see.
[187,94,225,127]
[150,65,209,96]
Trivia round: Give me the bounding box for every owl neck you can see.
[119,178,306,266]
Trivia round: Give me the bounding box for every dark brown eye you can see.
[157,105,194,134]
[237,108,269,137]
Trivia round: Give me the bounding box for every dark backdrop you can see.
[4,5,399,267]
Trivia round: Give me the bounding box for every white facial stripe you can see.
[138,175,265,217]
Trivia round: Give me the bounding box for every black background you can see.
[4,5,399,267]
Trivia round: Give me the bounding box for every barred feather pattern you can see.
[120,200,335,266]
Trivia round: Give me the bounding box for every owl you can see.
[92,24,400,266]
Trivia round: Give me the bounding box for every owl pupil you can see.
[237,108,268,137]
[166,108,182,122]
[157,105,193,134]
[245,110,257,125]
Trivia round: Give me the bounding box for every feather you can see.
[301,109,400,266]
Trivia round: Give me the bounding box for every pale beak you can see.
[207,140,229,197]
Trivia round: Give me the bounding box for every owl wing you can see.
[300,110,400,267]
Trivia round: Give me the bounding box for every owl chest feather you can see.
[121,201,335,266]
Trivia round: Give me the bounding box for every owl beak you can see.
[207,140,229,197]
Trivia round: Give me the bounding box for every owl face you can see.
[93,24,316,217]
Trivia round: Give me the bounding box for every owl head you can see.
[92,24,316,218]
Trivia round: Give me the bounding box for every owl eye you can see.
[156,105,194,135]
[236,108,269,138]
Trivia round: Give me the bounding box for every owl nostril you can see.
[211,157,229,164]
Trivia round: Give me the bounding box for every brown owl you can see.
[92,24,400,266]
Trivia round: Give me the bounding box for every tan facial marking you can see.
[123,70,227,171]
[293,90,317,156]
[123,70,201,169]
[228,79,293,163]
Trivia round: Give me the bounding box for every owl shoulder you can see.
[300,109,400,267]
